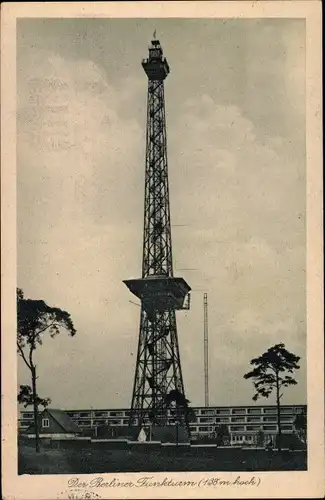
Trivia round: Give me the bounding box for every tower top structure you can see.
[142,37,170,81]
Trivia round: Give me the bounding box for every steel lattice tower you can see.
[124,37,191,429]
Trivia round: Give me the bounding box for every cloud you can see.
[169,94,306,405]
[17,50,145,407]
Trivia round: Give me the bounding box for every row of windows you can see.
[200,416,292,424]
[21,414,293,425]
[76,419,124,427]
[21,406,305,421]
[215,416,293,423]
[67,411,125,419]
[83,419,130,426]
[231,434,274,442]
[196,406,304,415]
[68,407,304,418]
[232,435,254,442]
[188,423,293,432]
[19,421,293,433]
[230,425,293,432]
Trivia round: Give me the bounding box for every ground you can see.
[18,442,307,474]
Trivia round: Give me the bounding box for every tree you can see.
[17,288,76,452]
[243,343,300,452]
[294,408,307,446]
[165,389,193,427]
[215,424,230,446]
[256,428,265,447]
[18,384,51,408]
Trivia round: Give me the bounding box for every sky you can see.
[17,18,306,410]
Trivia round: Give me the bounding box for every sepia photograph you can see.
[1,2,323,499]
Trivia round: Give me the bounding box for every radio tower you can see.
[124,36,191,430]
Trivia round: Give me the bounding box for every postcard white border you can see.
[1,2,323,499]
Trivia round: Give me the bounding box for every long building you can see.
[19,404,306,446]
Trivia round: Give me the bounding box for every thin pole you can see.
[204,293,209,407]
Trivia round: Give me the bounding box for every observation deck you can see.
[123,275,191,313]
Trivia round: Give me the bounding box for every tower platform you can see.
[124,276,191,312]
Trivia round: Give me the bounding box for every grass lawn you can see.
[18,442,307,474]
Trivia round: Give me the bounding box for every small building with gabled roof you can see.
[24,408,82,438]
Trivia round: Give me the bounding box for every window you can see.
[263,425,277,431]
[280,416,293,422]
[246,425,260,431]
[232,408,246,415]
[247,416,261,422]
[247,408,261,414]
[282,425,293,431]
[198,426,210,432]
[42,418,50,428]
[200,410,215,416]
[216,409,230,415]
[93,420,107,426]
[280,407,293,414]
[22,413,33,419]
[216,417,230,423]
[231,417,245,423]
[263,408,277,414]
[263,417,277,422]
[108,419,122,425]
[293,406,306,414]
[78,420,91,426]
[230,426,245,432]
[199,417,214,423]
[79,412,90,418]
[94,411,108,418]
[109,411,123,417]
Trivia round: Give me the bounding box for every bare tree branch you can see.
[17,341,31,370]
[35,320,57,337]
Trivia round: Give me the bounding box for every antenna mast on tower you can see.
[204,293,209,407]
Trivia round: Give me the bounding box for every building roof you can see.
[45,409,82,433]
[25,408,82,434]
